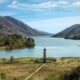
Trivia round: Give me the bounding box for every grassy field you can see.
[0,57,42,80]
[0,57,80,80]
[0,46,6,50]
[29,57,80,80]
[0,63,41,80]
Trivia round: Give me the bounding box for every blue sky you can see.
[0,0,80,33]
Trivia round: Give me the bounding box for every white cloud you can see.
[8,1,69,10]
[0,0,5,3]
[72,2,80,6]
[8,1,58,9]
[12,0,17,5]
[0,0,11,3]
[33,1,58,8]
[57,1,68,5]
[26,16,80,33]
[8,0,21,8]
[0,12,15,16]
[0,0,6,3]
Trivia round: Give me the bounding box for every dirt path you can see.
[24,64,45,80]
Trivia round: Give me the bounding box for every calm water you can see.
[0,37,80,58]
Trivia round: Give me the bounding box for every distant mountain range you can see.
[0,16,50,37]
[52,24,80,39]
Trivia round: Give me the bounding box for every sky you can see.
[0,0,80,33]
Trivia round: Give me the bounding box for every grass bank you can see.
[0,46,6,50]
[0,57,80,80]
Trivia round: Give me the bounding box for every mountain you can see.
[52,24,80,39]
[0,16,50,37]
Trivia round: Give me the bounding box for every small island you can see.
[0,34,35,50]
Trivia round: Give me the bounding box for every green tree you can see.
[9,56,15,64]
[25,37,35,48]
[0,34,35,50]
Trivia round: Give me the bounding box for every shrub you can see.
[64,66,80,80]
[9,56,15,64]
[45,66,80,80]
[0,41,5,47]
[13,77,18,80]
[2,58,6,63]
[34,60,39,63]
[0,72,6,80]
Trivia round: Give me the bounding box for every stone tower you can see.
[43,48,46,63]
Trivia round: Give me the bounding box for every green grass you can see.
[0,57,80,80]
[29,57,80,80]
[0,46,6,50]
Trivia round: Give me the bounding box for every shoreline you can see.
[0,57,80,60]
[0,46,6,50]
[0,56,80,59]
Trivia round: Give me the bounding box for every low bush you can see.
[13,77,18,80]
[9,56,15,64]
[45,66,80,80]
[0,72,6,80]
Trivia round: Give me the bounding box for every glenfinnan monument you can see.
[43,48,46,63]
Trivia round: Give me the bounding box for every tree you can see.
[9,56,15,64]
[0,34,35,49]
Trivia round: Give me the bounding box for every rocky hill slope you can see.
[0,16,50,36]
[52,24,80,39]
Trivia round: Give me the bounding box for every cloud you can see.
[72,1,80,6]
[8,0,18,8]
[12,0,17,5]
[57,1,68,5]
[0,12,15,16]
[26,16,80,33]
[0,0,11,3]
[0,0,6,3]
[8,1,58,9]
[8,1,68,10]
[33,1,58,8]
